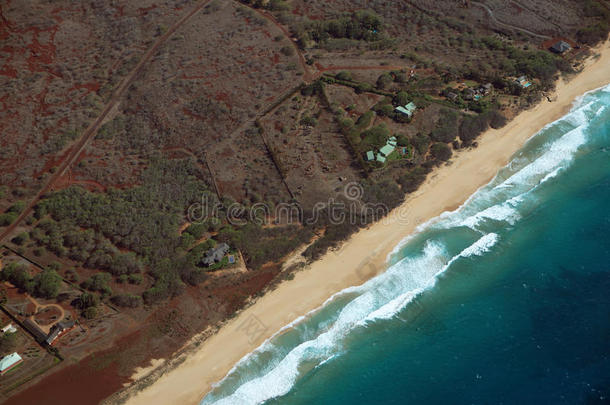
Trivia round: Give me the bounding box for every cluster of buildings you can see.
[447,83,493,102]
[0,323,21,375]
[365,136,398,164]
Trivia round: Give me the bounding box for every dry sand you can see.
[122,41,610,405]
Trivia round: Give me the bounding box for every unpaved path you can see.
[472,1,552,39]
[0,0,215,244]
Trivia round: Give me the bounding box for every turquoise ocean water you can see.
[202,84,610,405]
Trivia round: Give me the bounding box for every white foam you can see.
[205,235,499,404]
[203,86,608,405]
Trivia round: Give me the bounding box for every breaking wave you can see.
[201,85,609,405]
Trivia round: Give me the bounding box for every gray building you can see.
[201,243,230,267]
[550,41,571,54]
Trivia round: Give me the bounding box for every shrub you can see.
[376,73,393,89]
[11,232,29,246]
[576,22,609,45]
[399,166,430,193]
[356,111,374,129]
[336,71,352,81]
[33,269,62,299]
[0,213,17,226]
[459,114,489,145]
[394,91,409,106]
[82,306,98,319]
[82,272,112,296]
[412,133,431,156]
[489,110,507,129]
[128,274,143,285]
[77,292,99,309]
[280,46,294,56]
[430,143,452,161]
[111,294,142,308]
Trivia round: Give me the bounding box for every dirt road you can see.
[0,0,214,244]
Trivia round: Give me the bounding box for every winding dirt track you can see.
[472,1,552,39]
[0,0,213,244]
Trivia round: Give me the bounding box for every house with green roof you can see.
[379,143,395,157]
[376,154,386,163]
[395,102,416,118]
[365,151,375,161]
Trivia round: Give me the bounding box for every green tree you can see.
[430,143,452,161]
[33,269,62,299]
[376,73,393,89]
[394,91,409,106]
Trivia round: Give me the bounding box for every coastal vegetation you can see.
[0,0,607,399]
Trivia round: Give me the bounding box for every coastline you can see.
[120,41,610,405]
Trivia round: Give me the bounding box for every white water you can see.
[202,86,608,405]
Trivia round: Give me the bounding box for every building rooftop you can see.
[23,319,47,343]
[379,144,395,157]
[550,40,571,54]
[201,243,230,267]
[0,352,22,373]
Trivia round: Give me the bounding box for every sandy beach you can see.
[120,40,610,405]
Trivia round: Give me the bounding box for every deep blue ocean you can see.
[202,84,610,405]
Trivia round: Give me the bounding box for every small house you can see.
[1,323,16,334]
[516,76,532,88]
[463,88,476,100]
[447,92,459,102]
[0,352,22,375]
[201,243,230,267]
[376,154,386,163]
[550,40,571,54]
[480,83,493,95]
[395,102,417,118]
[387,136,397,147]
[379,144,395,157]
[365,151,375,161]
[45,320,75,346]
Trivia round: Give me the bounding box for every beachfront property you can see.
[0,352,23,375]
[369,136,399,164]
[463,88,476,100]
[395,102,417,118]
[201,243,230,267]
[447,92,459,102]
[480,83,493,95]
[550,40,571,54]
[515,76,532,88]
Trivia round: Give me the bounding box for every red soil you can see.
[9,341,131,405]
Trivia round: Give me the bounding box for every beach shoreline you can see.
[118,41,610,405]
